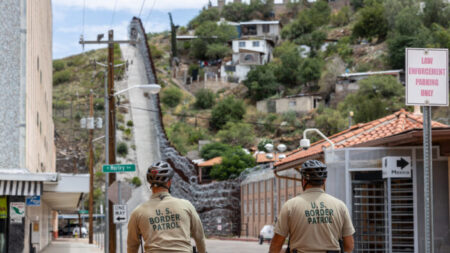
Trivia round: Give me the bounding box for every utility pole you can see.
[80,29,136,253]
[88,91,94,244]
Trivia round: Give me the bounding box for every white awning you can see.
[0,180,42,196]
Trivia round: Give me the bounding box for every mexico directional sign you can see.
[102,164,136,173]
[113,204,127,224]
[382,156,411,179]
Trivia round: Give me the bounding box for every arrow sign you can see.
[113,204,128,224]
[397,158,409,170]
[382,156,412,179]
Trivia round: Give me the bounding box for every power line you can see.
[110,0,119,28]
[138,0,147,17]
[144,0,158,25]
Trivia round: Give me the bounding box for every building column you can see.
[52,211,58,239]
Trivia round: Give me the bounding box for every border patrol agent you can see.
[269,160,355,253]
[127,161,206,253]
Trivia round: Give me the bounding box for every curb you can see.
[208,236,259,242]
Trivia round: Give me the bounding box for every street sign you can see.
[78,210,89,214]
[113,204,127,224]
[10,202,25,224]
[26,196,41,206]
[406,48,449,106]
[382,156,411,179]
[103,164,136,173]
[108,181,133,204]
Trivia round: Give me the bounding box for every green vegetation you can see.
[127,120,134,127]
[131,177,142,187]
[194,89,216,109]
[352,1,388,41]
[257,139,273,152]
[210,147,256,180]
[117,142,128,157]
[161,86,183,108]
[217,122,255,148]
[200,142,233,160]
[191,22,237,60]
[210,96,246,130]
[53,70,71,85]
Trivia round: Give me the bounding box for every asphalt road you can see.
[204,239,273,253]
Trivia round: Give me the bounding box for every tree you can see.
[217,122,256,147]
[244,63,279,101]
[273,41,302,86]
[161,86,183,108]
[192,22,237,60]
[210,96,246,130]
[188,7,220,29]
[314,107,347,136]
[422,0,449,28]
[330,6,352,27]
[200,142,233,160]
[209,147,256,180]
[298,57,323,84]
[338,75,405,123]
[221,2,252,22]
[194,89,216,109]
[297,30,327,56]
[352,2,388,41]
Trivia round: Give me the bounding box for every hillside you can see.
[53,0,450,184]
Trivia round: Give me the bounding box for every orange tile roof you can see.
[275,109,449,167]
[254,152,286,163]
[198,157,222,167]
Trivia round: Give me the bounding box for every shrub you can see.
[131,177,142,187]
[194,89,215,109]
[210,96,246,130]
[117,142,128,157]
[124,128,132,139]
[331,6,351,27]
[200,142,233,160]
[209,147,256,180]
[117,113,125,123]
[257,139,273,152]
[94,98,104,111]
[53,60,65,72]
[161,86,183,108]
[217,122,255,148]
[352,2,388,41]
[53,70,71,85]
[126,120,134,127]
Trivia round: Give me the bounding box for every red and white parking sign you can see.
[406,48,448,106]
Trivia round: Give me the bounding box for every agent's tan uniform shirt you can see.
[127,192,206,253]
[274,188,355,253]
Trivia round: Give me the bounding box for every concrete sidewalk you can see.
[41,238,103,253]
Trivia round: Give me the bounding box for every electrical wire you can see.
[138,0,147,18]
[110,0,119,28]
[144,0,158,26]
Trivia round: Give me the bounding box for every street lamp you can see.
[265,143,287,162]
[104,83,161,253]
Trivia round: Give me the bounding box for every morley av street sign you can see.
[406,48,448,106]
[102,164,136,173]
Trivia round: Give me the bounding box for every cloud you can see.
[52,0,215,13]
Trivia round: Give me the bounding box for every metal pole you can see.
[118,180,123,253]
[104,69,110,253]
[89,91,94,244]
[423,105,434,253]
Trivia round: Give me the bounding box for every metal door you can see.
[352,171,387,252]
[352,172,415,253]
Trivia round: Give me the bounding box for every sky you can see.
[52,0,220,59]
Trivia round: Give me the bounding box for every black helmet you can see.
[147,161,174,188]
[300,160,327,184]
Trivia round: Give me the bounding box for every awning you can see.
[0,181,43,196]
[43,174,89,212]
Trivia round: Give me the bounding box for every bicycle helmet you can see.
[147,161,175,188]
[300,160,327,186]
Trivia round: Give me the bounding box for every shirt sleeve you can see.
[127,211,141,253]
[188,202,206,253]
[274,202,289,237]
[341,204,355,237]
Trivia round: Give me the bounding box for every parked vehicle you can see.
[58,224,87,238]
[258,225,274,244]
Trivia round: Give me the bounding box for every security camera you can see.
[300,138,310,150]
